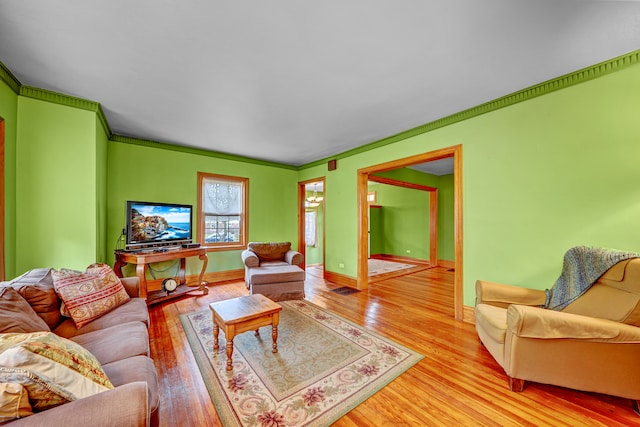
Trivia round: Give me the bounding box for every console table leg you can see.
[198,253,209,295]
[136,264,148,299]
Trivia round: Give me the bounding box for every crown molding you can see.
[19,86,112,137]
[4,49,638,172]
[299,49,640,171]
[0,61,21,94]
[110,134,297,170]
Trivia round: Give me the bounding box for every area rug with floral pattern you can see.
[180,299,423,426]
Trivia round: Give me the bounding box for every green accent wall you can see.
[367,182,430,260]
[0,75,18,278]
[16,97,102,272]
[107,140,299,277]
[3,51,640,311]
[95,115,109,263]
[371,167,455,262]
[301,59,640,306]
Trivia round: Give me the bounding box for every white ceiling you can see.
[1,1,639,167]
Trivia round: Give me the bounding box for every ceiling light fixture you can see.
[306,184,324,208]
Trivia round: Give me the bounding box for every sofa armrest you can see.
[475,280,546,308]
[284,250,304,266]
[507,304,640,342]
[10,382,149,427]
[241,250,260,268]
[121,277,140,298]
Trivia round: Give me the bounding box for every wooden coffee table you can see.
[209,294,283,371]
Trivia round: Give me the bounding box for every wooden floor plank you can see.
[148,266,640,426]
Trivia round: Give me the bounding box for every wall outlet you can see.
[339,263,345,268]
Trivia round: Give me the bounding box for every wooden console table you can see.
[114,247,209,303]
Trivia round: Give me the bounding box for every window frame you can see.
[197,172,248,252]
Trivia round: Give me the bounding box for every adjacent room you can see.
[1,1,640,426]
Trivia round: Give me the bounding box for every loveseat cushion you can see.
[70,322,150,366]
[53,297,149,339]
[0,288,50,333]
[102,356,160,416]
[0,268,61,330]
[0,332,113,412]
[52,264,131,329]
[248,242,291,262]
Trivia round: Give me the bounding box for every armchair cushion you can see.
[247,242,291,262]
[475,304,508,344]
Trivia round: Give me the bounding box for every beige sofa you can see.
[241,242,305,301]
[475,258,640,412]
[0,268,159,426]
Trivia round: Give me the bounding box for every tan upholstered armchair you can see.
[475,257,640,413]
[241,242,305,301]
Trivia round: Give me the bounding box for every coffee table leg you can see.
[226,339,234,371]
[213,324,220,351]
[271,325,278,353]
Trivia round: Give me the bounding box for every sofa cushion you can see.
[0,332,113,412]
[53,297,149,339]
[248,242,291,262]
[0,288,50,333]
[1,268,61,330]
[70,322,150,365]
[0,383,33,422]
[52,264,131,329]
[247,265,305,285]
[102,356,160,415]
[474,303,507,344]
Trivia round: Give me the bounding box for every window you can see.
[305,211,317,247]
[197,172,248,250]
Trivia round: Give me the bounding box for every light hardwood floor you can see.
[148,266,640,426]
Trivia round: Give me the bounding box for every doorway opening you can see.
[298,177,326,279]
[357,145,463,320]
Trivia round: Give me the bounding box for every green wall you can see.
[367,182,430,260]
[16,97,101,272]
[300,58,640,306]
[107,141,299,277]
[371,167,455,261]
[0,74,18,278]
[3,52,640,310]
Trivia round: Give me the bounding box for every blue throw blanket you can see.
[545,246,640,311]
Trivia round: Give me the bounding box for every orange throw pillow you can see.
[52,264,130,329]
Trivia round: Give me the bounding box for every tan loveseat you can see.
[0,268,159,426]
[241,242,306,301]
[475,258,640,412]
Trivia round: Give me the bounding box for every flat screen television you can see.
[125,201,193,250]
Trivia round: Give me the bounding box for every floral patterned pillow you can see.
[0,332,113,412]
[52,264,130,329]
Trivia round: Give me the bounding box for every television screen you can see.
[126,201,192,248]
